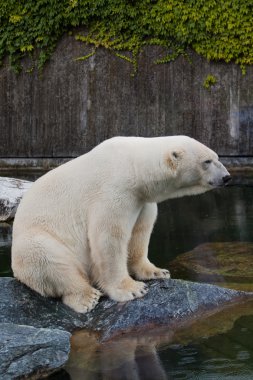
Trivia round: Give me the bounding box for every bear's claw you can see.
[63,287,102,313]
[132,262,171,280]
[107,278,148,302]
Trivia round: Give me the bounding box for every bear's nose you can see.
[223,175,232,185]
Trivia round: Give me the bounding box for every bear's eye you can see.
[204,160,212,164]
[172,152,178,159]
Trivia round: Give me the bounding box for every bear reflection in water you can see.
[63,300,253,380]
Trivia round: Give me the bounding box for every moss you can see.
[203,74,217,89]
[1,0,253,72]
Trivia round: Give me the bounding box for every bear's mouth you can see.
[208,180,228,188]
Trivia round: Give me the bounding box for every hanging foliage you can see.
[1,0,253,73]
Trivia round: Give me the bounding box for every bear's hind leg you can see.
[12,232,102,313]
[60,264,102,313]
[128,203,170,280]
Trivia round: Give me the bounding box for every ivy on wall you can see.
[203,74,217,89]
[1,0,253,73]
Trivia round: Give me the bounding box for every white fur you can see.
[12,136,230,313]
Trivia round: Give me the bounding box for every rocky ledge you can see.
[1,277,253,378]
[1,277,253,338]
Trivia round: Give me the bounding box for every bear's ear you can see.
[164,150,184,172]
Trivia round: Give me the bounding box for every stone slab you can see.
[1,277,252,341]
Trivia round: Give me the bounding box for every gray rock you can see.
[0,323,70,380]
[0,177,32,221]
[1,277,252,341]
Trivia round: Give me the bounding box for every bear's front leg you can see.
[128,203,170,280]
[88,213,148,302]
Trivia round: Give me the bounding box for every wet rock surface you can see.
[0,177,32,221]
[170,242,253,291]
[1,277,252,341]
[0,323,70,380]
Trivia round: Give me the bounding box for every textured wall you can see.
[0,34,253,158]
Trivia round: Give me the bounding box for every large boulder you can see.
[1,276,253,378]
[0,177,32,221]
[0,277,252,341]
[0,323,70,380]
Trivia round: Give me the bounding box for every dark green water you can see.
[1,172,253,379]
[150,185,253,267]
[0,223,12,277]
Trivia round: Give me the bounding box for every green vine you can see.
[203,74,217,89]
[1,0,253,73]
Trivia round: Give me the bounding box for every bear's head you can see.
[163,136,231,200]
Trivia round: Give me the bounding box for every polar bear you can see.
[12,136,231,313]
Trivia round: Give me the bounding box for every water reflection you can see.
[150,186,253,268]
[65,300,253,379]
[67,331,168,380]
[161,313,253,379]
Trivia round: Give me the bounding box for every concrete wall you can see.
[0,34,253,160]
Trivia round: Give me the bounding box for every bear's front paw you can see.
[107,277,148,302]
[63,287,102,313]
[131,261,171,280]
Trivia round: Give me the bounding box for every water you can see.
[1,171,253,379]
[150,185,253,268]
[0,223,12,277]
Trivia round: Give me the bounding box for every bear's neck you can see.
[130,142,177,203]
[137,177,210,203]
